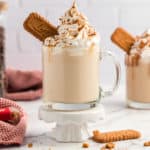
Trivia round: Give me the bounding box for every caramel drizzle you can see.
[125,53,140,67]
[131,65,134,81]
[148,62,150,76]
[48,47,52,62]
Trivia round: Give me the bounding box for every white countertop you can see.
[0,88,150,150]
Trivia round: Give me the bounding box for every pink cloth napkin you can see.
[0,98,27,145]
[4,68,42,101]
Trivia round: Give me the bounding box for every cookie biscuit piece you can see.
[144,141,150,146]
[93,129,141,143]
[111,27,135,54]
[105,142,115,149]
[28,143,33,148]
[82,142,89,148]
[100,142,115,150]
[23,12,58,42]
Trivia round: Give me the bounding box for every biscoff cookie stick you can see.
[23,12,58,42]
[93,129,141,143]
[111,27,135,54]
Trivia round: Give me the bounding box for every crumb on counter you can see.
[27,143,33,148]
[82,142,89,148]
[105,142,115,149]
[144,141,150,146]
[101,142,115,150]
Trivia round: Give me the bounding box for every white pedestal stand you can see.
[39,104,105,142]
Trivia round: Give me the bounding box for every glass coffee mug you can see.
[42,44,121,111]
[126,54,150,109]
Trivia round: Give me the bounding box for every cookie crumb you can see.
[100,143,115,150]
[144,141,150,146]
[82,142,89,148]
[28,143,33,148]
[105,142,115,149]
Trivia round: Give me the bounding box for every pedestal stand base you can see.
[39,104,105,142]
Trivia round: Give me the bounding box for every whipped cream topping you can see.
[131,29,150,58]
[44,1,99,54]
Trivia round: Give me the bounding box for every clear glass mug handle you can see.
[99,50,121,99]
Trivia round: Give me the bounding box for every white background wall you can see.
[4,0,150,86]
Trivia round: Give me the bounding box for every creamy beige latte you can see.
[43,47,99,103]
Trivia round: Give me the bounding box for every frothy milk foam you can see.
[43,2,100,103]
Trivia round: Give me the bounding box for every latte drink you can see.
[42,2,120,110]
[42,2,100,104]
[126,30,150,108]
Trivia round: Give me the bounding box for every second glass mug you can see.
[42,44,121,111]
